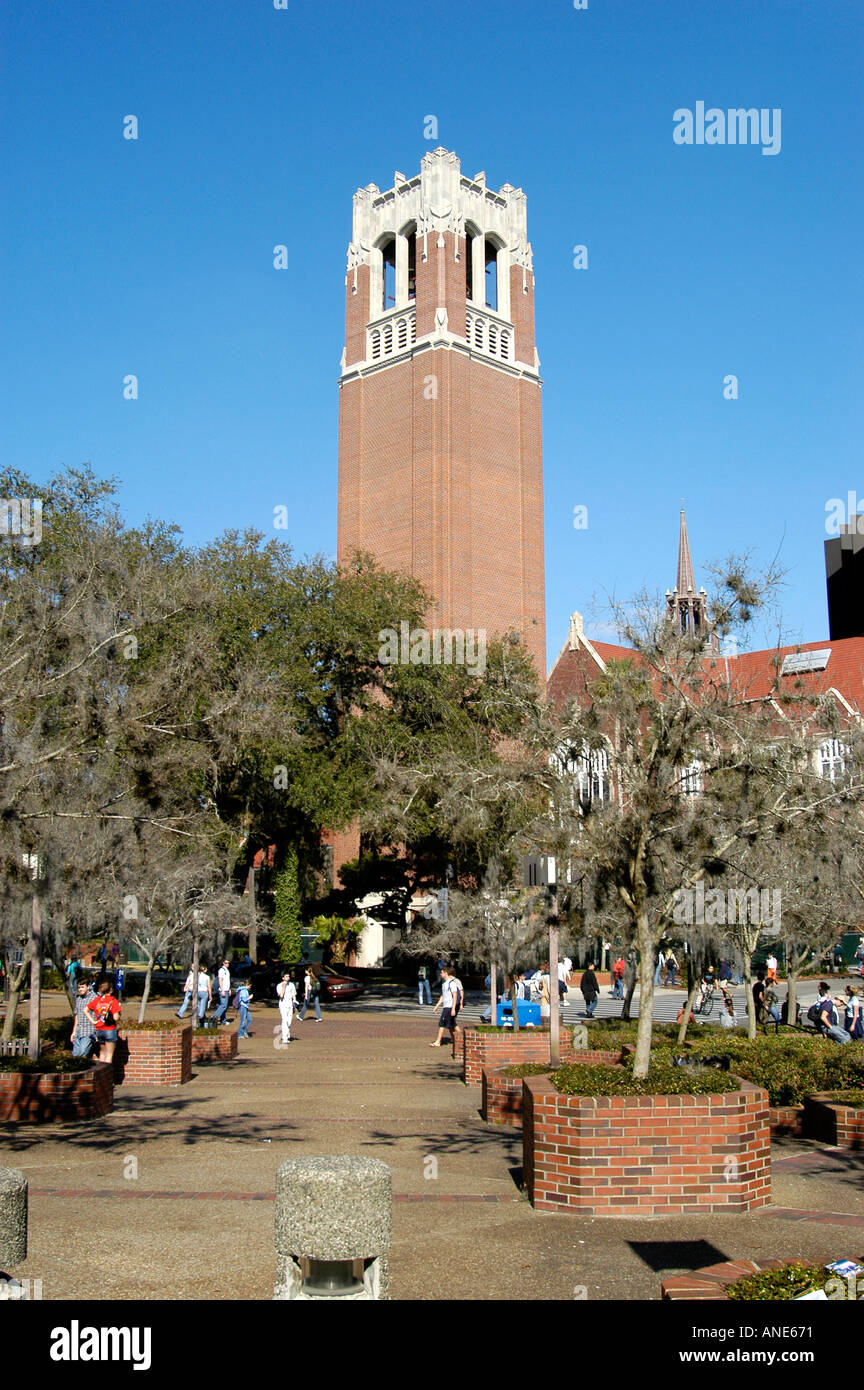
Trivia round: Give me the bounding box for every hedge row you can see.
[550,1062,741,1097]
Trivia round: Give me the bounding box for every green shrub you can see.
[10,1016,73,1046]
[550,1062,741,1097]
[120,1019,184,1032]
[819,1089,864,1107]
[499,1063,553,1078]
[0,1053,93,1075]
[651,1033,864,1106]
[727,1262,828,1302]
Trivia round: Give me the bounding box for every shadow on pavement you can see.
[627,1239,729,1273]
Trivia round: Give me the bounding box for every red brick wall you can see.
[803,1094,864,1149]
[114,1026,192,1086]
[338,337,546,676]
[770,1104,805,1137]
[192,1031,238,1064]
[482,1055,623,1126]
[462,1027,609,1087]
[523,1074,771,1216]
[0,1062,114,1123]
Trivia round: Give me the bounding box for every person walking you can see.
[653,949,665,988]
[557,958,569,1002]
[664,950,679,987]
[297,968,322,1022]
[277,971,297,1045]
[236,979,253,1038]
[210,959,232,1025]
[86,978,122,1064]
[538,966,551,1021]
[611,955,625,1000]
[430,964,459,1048]
[855,937,864,976]
[196,965,213,1025]
[844,985,863,1040]
[580,963,600,1017]
[765,953,778,986]
[176,968,195,1018]
[417,963,432,1006]
[70,978,97,1058]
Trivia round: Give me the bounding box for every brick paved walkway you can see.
[2,998,862,1300]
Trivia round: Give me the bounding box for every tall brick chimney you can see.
[337,148,547,676]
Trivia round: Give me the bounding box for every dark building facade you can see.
[825,516,864,640]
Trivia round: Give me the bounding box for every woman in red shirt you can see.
[86,978,122,1063]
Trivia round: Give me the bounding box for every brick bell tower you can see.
[337,147,546,675]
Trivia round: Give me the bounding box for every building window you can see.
[407,234,416,301]
[484,238,498,311]
[819,738,850,782]
[678,760,703,796]
[555,743,611,808]
[382,237,396,312]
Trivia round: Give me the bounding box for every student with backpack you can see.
[808,982,851,1044]
[417,964,432,1006]
[297,968,322,1022]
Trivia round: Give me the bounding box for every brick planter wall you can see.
[661,1255,864,1301]
[770,1104,805,1137]
[482,1055,624,1127]
[0,1062,114,1123]
[114,1025,192,1086]
[803,1093,864,1150]
[462,1027,614,1087]
[522,1073,770,1216]
[192,1030,238,1064]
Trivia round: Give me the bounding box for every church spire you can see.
[676,505,696,594]
[666,505,716,647]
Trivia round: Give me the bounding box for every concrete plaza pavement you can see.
[1,992,862,1301]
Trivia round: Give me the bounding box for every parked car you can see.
[249,962,364,1003]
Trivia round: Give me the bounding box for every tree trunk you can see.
[138,952,156,1024]
[621,949,638,1020]
[246,867,258,964]
[489,962,497,1027]
[190,937,200,1027]
[549,919,559,1066]
[28,891,42,1062]
[677,981,702,1044]
[1,957,30,1040]
[744,956,757,1040]
[786,972,799,1028]
[632,923,655,1078]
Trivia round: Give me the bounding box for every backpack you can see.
[231,989,244,1009]
[310,976,321,997]
[806,1001,822,1026]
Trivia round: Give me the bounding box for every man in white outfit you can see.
[277,971,297,1046]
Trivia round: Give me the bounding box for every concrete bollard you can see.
[274,1155,391,1300]
[0,1167,28,1271]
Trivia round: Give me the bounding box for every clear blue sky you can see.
[2,0,861,667]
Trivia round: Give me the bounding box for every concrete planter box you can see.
[114,1025,192,1086]
[192,1030,238,1064]
[481,1053,624,1127]
[0,1062,114,1123]
[803,1093,864,1150]
[462,1026,597,1087]
[522,1073,771,1216]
